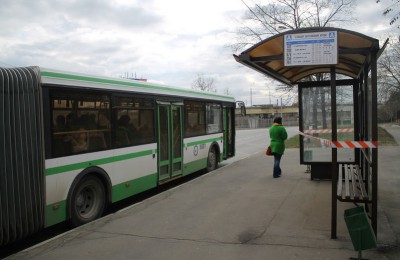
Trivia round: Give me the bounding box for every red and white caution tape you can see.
[299,131,378,148]
[331,140,378,148]
[303,128,354,134]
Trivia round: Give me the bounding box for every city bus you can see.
[0,66,239,246]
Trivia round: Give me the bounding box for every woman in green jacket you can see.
[269,117,288,178]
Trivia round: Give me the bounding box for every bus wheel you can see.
[69,175,106,227]
[206,146,218,172]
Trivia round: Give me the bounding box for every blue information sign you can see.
[284,31,338,66]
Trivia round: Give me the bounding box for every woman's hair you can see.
[273,116,282,124]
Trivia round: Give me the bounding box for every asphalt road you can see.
[225,127,298,164]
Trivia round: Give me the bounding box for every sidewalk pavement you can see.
[8,128,400,259]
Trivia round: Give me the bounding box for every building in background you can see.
[235,103,353,129]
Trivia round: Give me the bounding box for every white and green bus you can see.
[0,66,240,246]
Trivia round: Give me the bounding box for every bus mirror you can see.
[236,101,246,116]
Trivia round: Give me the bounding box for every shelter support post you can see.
[371,50,378,236]
[330,66,338,239]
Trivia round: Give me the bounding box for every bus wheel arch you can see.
[206,142,220,172]
[67,167,111,227]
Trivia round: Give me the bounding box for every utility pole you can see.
[269,89,271,105]
[250,88,253,107]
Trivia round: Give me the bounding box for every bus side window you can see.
[70,128,89,153]
[53,133,72,156]
[52,112,74,156]
[54,115,67,132]
[136,110,155,145]
[116,114,135,147]
[50,92,111,157]
[113,97,155,148]
[88,132,107,151]
[185,101,206,137]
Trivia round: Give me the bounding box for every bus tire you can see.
[206,146,218,172]
[69,174,106,227]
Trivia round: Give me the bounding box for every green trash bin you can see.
[344,206,377,259]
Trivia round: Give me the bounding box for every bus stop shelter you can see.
[234,27,387,239]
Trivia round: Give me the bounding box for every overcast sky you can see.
[0,0,395,106]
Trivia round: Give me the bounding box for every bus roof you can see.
[40,67,235,103]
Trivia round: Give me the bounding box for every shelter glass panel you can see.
[336,85,355,162]
[302,86,332,162]
[301,84,355,163]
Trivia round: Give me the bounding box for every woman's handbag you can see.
[266,146,272,156]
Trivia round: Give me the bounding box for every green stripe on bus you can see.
[45,149,154,176]
[112,173,158,202]
[186,137,223,147]
[45,200,67,227]
[183,158,207,175]
[40,71,235,101]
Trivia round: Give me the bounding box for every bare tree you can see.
[233,0,356,129]
[233,0,356,52]
[191,73,217,92]
[378,41,400,100]
[378,41,400,121]
[378,91,400,122]
[223,87,233,96]
[377,0,400,27]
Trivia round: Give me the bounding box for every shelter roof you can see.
[233,27,383,86]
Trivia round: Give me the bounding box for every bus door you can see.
[223,106,235,159]
[157,102,183,182]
